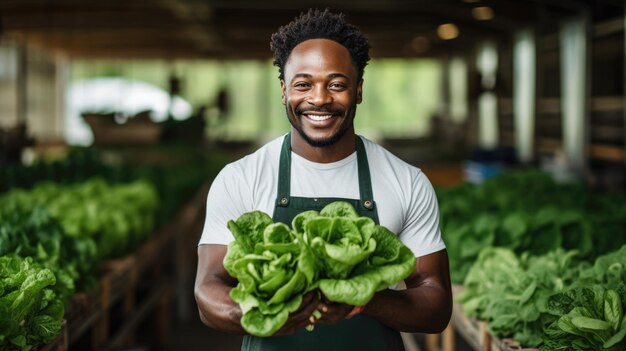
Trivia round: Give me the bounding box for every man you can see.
[195,8,452,351]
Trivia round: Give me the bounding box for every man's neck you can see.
[290,129,356,163]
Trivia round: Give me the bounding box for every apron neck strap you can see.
[276,133,375,210]
[277,134,292,206]
[355,136,375,210]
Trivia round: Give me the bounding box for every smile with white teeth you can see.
[304,114,333,121]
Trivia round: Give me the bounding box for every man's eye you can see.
[293,82,310,88]
[329,83,346,90]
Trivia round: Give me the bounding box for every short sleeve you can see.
[398,171,446,257]
[198,164,251,246]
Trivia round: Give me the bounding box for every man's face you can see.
[281,38,363,148]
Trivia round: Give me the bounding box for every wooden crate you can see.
[448,285,539,351]
[490,337,540,351]
[55,255,139,350]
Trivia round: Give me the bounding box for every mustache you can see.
[295,106,344,115]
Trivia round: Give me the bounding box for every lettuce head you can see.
[223,202,416,336]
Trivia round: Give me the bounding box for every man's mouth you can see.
[303,114,333,121]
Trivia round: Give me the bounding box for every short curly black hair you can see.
[270,8,370,81]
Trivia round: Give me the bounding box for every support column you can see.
[560,17,589,173]
[513,28,536,164]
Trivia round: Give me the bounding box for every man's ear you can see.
[280,80,286,105]
[356,79,364,104]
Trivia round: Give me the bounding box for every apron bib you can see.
[241,134,405,351]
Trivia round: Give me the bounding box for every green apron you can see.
[241,134,405,351]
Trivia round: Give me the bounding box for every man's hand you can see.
[273,291,321,336]
[314,299,354,325]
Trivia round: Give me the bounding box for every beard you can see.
[287,105,356,148]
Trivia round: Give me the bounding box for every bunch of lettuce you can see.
[543,285,626,350]
[224,211,313,337]
[223,201,415,336]
[293,202,415,305]
[458,245,626,349]
[0,255,64,350]
[0,203,98,305]
[542,246,626,350]
[458,248,581,346]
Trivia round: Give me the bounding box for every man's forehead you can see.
[284,38,356,78]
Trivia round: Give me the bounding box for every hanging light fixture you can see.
[472,6,494,21]
[437,23,459,40]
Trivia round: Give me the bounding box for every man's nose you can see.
[307,86,333,106]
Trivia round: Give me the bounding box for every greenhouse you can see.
[0,1,625,351]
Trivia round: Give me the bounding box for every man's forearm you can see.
[195,280,245,334]
[362,284,452,333]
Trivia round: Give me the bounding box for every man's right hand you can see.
[196,244,323,336]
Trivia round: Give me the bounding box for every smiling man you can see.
[195,8,452,351]
[282,38,360,158]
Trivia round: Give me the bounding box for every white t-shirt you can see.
[199,134,445,258]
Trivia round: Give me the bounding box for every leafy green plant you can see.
[543,285,626,350]
[459,245,626,349]
[294,202,414,306]
[0,204,97,304]
[436,170,626,283]
[0,255,64,351]
[224,211,313,337]
[223,201,415,337]
[459,248,578,346]
[0,178,159,259]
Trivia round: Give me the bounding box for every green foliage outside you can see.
[70,58,442,141]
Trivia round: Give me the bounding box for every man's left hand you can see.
[313,300,355,325]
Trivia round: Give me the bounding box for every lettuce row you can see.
[436,170,626,284]
[223,201,415,337]
[458,245,626,349]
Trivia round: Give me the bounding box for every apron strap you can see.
[356,135,375,211]
[277,134,292,207]
[276,133,375,211]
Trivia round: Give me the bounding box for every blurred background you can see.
[1,1,625,351]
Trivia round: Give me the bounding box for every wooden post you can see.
[156,286,172,351]
[442,323,455,351]
[479,321,491,351]
[122,264,138,346]
[92,276,111,350]
[425,334,439,351]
